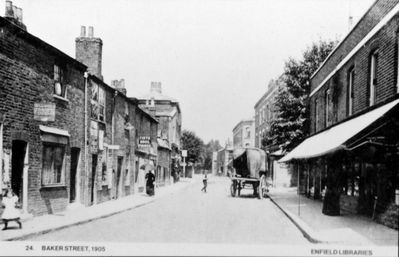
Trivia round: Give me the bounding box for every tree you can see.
[264,39,337,152]
[181,130,204,165]
[202,139,222,170]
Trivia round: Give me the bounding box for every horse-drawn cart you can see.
[230,147,268,199]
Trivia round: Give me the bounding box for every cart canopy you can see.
[232,147,266,178]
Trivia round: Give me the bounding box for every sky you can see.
[1,0,374,144]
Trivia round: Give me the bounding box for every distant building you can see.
[254,79,281,149]
[213,141,234,176]
[232,119,255,149]
[137,82,182,184]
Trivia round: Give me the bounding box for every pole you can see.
[297,162,300,216]
[183,156,186,178]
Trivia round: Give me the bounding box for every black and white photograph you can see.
[0,0,398,256]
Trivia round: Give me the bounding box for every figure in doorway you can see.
[1,189,22,230]
[145,170,156,196]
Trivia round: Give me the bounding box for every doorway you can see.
[70,148,80,203]
[116,157,123,199]
[90,154,98,205]
[11,140,27,203]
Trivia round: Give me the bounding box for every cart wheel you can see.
[230,181,237,197]
[258,175,267,199]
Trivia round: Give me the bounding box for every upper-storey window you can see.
[91,83,106,122]
[54,64,66,98]
[348,67,355,116]
[314,98,318,132]
[325,89,331,127]
[369,49,378,106]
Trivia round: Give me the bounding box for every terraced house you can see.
[0,4,162,218]
[281,0,399,229]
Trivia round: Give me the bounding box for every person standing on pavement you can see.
[201,173,208,193]
[1,189,22,230]
[145,170,156,196]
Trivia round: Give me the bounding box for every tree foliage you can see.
[263,39,337,152]
[181,130,205,164]
[202,139,222,170]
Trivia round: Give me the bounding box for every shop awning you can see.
[279,98,399,163]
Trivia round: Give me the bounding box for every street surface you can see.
[30,176,309,244]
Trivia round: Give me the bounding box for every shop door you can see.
[116,157,123,199]
[11,140,27,203]
[70,148,80,203]
[90,154,98,205]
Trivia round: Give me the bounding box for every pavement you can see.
[0,177,197,241]
[267,187,399,246]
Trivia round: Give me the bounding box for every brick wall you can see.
[0,19,86,216]
[311,0,399,93]
[310,15,399,134]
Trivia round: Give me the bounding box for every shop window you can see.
[345,162,360,197]
[53,64,66,98]
[42,144,65,186]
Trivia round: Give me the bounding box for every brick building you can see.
[254,79,281,149]
[137,82,182,184]
[0,12,87,216]
[75,27,159,202]
[281,0,399,229]
[0,3,161,218]
[232,119,255,149]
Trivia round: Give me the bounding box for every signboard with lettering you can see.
[138,136,151,147]
[34,103,56,122]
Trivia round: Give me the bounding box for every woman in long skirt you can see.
[1,189,22,230]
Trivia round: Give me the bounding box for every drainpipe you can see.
[83,71,89,205]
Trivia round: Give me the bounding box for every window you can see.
[325,89,331,127]
[42,144,65,186]
[348,67,355,116]
[245,127,251,139]
[314,99,318,131]
[369,50,378,106]
[91,83,106,122]
[54,64,66,98]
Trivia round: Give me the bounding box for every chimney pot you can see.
[80,26,86,37]
[88,26,94,37]
[5,0,13,17]
[150,82,162,94]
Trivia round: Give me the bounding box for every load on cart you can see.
[229,147,268,199]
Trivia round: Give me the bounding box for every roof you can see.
[138,91,178,103]
[279,98,399,163]
[137,107,159,123]
[232,119,254,133]
[155,108,177,117]
[254,79,281,109]
[0,17,86,71]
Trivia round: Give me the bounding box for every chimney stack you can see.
[150,82,162,94]
[4,1,26,30]
[111,79,127,95]
[75,25,103,80]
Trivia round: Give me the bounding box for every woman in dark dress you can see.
[145,170,156,196]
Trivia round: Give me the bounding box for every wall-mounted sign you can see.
[138,136,151,147]
[34,103,56,122]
